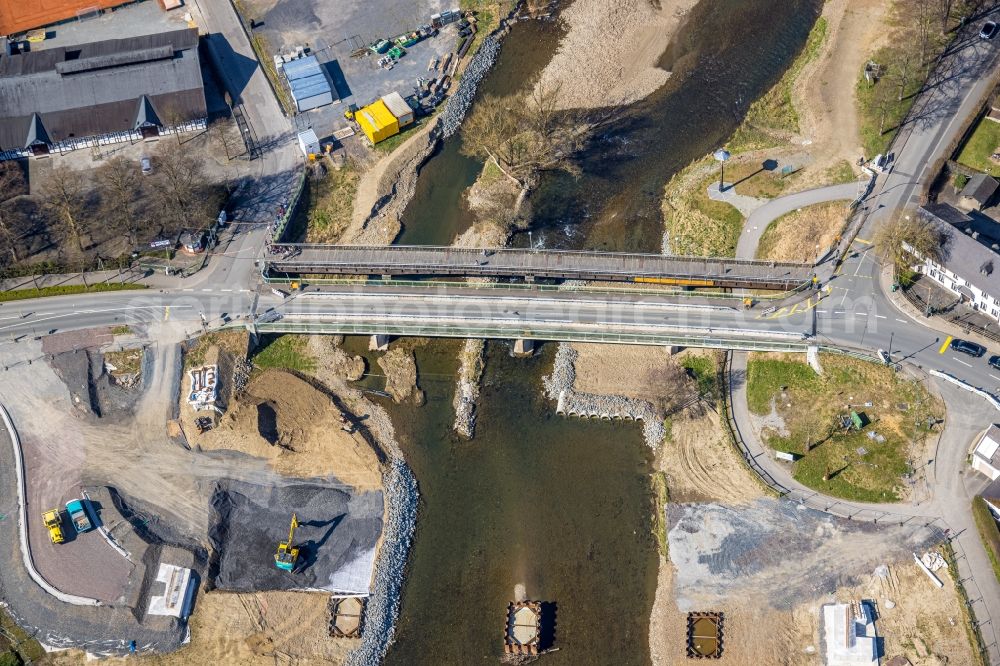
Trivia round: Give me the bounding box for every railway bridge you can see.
[263,245,816,291]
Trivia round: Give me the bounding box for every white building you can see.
[822,601,877,666]
[910,204,1000,323]
[973,425,1000,481]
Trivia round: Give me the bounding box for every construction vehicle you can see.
[274,514,300,572]
[344,103,358,121]
[42,509,65,544]
[65,499,93,533]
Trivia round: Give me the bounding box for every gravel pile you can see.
[453,339,485,439]
[543,343,666,447]
[440,34,503,138]
[345,458,418,666]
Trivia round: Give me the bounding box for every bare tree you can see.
[153,143,223,233]
[97,156,144,248]
[873,213,946,274]
[40,165,90,254]
[0,161,27,261]
[461,82,602,189]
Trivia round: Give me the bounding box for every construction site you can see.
[0,324,395,661]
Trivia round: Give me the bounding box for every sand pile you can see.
[536,0,699,110]
[193,370,382,490]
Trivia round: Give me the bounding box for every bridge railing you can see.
[273,243,813,269]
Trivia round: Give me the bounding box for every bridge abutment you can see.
[369,334,391,351]
[512,339,535,357]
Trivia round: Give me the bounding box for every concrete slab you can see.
[26,0,189,51]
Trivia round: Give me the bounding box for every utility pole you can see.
[714,149,731,191]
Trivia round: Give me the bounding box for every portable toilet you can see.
[356,100,399,144]
[381,91,414,127]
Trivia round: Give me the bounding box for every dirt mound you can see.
[376,349,423,405]
[192,370,382,490]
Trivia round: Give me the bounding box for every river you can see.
[397,0,822,251]
[338,337,655,664]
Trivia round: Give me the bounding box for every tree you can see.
[40,165,90,254]
[97,156,144,248]
[461,82,602,189]
[873,213,947,275]
[153,143,223,234]
[0,161,27,261]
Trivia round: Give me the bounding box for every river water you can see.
[345,340,655,665]
[397,0,821,251]
[359,1,822,661]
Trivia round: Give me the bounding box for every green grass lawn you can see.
[972,496,1000,584]
[251,334,315,373]
[746,353,942,502]
[662,162,744,257]
[680,354,719,400]
[956,116,1000,174]
[0,282,145,302]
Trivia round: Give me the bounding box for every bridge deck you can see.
[265,245,814,289]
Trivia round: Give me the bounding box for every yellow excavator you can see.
[274,514,299,572]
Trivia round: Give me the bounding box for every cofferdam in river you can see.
[398,0,822,251]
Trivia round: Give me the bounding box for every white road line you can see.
[895,318,907,323]
[952,357,972,368]
[875,315,886,319]
[816,309,828,313]
[856,312,868,317]
[991,374,1000,382]
[182,288,194,292]
[201,289,213,292]
[220,289,233,292]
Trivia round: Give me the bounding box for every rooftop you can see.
[976,425,1000,465]
[0,27,205,150]
[962,173,1000,204]
[0,0,131,36]
[919,203,1000,298]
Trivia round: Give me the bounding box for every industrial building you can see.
[0,0,132,36]
[281,55,335,112]
[356,92,415,145]
[0,28,207,160]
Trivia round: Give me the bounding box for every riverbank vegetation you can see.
[729,16,829,153]
[251,335,316,374]
[746,353,942,502]
[972,496,1000,584]
[651,471,670,558]
[303,162,360,243]
[661,159,743,256]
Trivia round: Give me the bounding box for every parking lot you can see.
[242,0,459,139]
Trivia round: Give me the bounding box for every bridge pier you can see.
[512,339,535,357]
[369,334,391,351]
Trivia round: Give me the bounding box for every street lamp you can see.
[714,148,731,192]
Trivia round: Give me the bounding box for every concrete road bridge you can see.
[264,244,816,290]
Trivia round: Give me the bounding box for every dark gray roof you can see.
[961,173,999,204]
[0,28,205,150]
[920,203,1000,298]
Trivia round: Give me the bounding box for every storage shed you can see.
[282,55,335,112]
[381,91,414,127]
[356,100,399,144]
[297,128,320,158]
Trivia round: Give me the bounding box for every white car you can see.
[140,156,152,175]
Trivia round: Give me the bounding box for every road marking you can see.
[182,288,194,292]
[220,289,233,292]
[952,357,972,368]
[856,312,868,317]
[895,318,907,323]
[816,309,828,313]
[991,374,1000,382]
[201,288,213,292]
[939,336,953,354]
[164,307,170,321]
[854,237,872,244]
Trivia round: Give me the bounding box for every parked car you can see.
[989,355,1000,370]
[950,338,986,357]
[980,21,997,39]
[65,499,93,533]
[140,156,152,175]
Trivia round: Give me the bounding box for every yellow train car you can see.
[633,276,717,287]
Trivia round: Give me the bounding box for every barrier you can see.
[0,403,101,607]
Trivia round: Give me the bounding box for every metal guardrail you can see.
[252,320,814,351]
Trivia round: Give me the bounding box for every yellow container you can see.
[356,100,399,144]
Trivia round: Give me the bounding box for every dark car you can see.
[981,21,998,39]
[950,338,987,357]
[989,355,1000,370]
